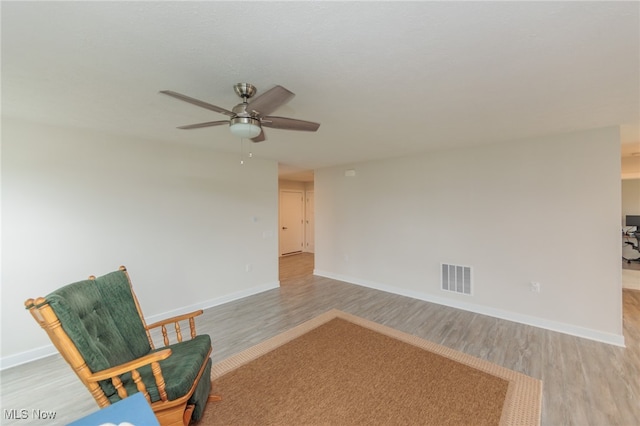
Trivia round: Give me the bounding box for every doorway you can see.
[622,178,640,292]
[278,177,316,283]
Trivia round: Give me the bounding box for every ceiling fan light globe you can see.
[229,117,261,138]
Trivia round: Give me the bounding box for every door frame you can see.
[304,190,315,253]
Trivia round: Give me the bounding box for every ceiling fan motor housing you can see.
[233,83,257,100]
[230,116,260,127]
[232,102,255,118]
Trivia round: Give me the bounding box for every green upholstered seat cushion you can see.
[46,271,151,373]
[106,334,212,403]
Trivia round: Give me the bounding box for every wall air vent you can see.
[441,263,472,295]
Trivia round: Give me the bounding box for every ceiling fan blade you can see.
[261,116,320,132]
[177,120,229,130]
[247,85,295,116]
[160,90,234,117]
[251,129,266,143]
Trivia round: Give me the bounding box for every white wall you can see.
[315,127,624,345]
[1,118,279,366]
[278,180,306,191]
[278,180,314,192]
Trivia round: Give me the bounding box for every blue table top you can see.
[67,392,159,426]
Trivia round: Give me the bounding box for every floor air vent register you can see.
[441,263,472,295]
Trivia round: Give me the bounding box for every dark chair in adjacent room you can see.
[623,231,640,263]
[25,266,219,426]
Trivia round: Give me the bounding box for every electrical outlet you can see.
[245,264,252,272]
[530,282,541,293]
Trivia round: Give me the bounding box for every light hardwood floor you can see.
[2,255,638,425]
[279,252,314,282]
[623,260,640,271]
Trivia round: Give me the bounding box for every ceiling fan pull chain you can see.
[239,138,253,165]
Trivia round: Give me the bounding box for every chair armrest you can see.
[88,349,173,403]
[88,349,172,382]
[146,310,203,346]
[145,310,203,331]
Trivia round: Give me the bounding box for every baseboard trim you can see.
[0,345,60,371]
[314,269,626,348]
[144,281,280,324]
[0,281,280,371]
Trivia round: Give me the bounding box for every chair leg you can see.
[182,404,195,426]
[208,380,222,402]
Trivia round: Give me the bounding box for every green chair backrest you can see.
[46,270,151,373]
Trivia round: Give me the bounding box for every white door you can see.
[305,191,315,253]
[280,191,304,255]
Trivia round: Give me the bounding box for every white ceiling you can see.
[2,2,639,181]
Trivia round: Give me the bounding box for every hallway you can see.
[279,252,314,283]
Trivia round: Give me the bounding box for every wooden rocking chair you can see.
[25,266,220,426]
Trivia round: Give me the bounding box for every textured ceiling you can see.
[2,2,639,180]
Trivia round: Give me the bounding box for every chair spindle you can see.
[112,376,129,400]
[175,322,183,342]
[161,325,169,346]
[189,317,197,339]
[151,361,168,402]
[131,369,150,401]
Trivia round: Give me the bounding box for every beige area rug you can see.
[623,269,640,290]
[202,309,542,425]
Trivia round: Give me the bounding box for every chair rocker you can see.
[25,266,220,426]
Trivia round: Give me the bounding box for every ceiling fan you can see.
[160,83,320,142]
